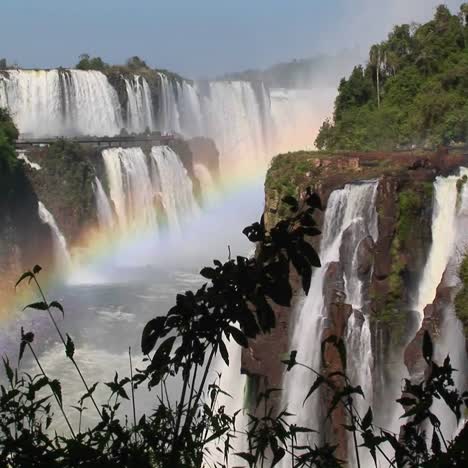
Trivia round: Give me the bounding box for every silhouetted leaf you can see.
[431,429,441,454]
[200,267,216,280]
[282,350,297,371]
[50,301,64,317]
[423,331,433,363]
[49,379,62,406]
[362,407,373,430]
[23,301,48,311]
[219,339,229,366]
[304,376,325,404]
[271,447,286,467]
[32,265,42,275]
[15,271,33,288]
[141,316,165,355]
[228,326,248,348]
[80,382,99,405]
[65,334,75,359]
[3,358,13,383]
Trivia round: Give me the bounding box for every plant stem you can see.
[33,275,102,419]
[129,347,137,437]
[27,342,75,438]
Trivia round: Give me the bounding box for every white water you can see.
[101,146,198,236]
[413,171,468,327]
[93,177,115,229]
[409,169,468,442]
[0,70,122,137]
[125,75,155,133]
[150,146,199,231]
[281,182,379,457]
[193,163,217,203]
[38,201,72,271]
[17,151,41,170]
[1,69,330,178]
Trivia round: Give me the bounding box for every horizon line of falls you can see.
[99,145,199,237]
[280,181,379,466]
[0,68,327,177]
[37,201,72,272]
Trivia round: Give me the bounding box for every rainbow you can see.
[0,163,268,321]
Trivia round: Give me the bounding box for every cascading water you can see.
[281,181,379,458]
[410,168,468,440]
[158,73,181,134]
[101,147,158,234]
[1,68,326,179]
[101,146,198,235]
[150,146,199,231]
[0,69,122,137]
[413,173,464,328]
[193,163,217,203]
[124,75,155,133]
[93,177,115,229]
[38,201,72,271]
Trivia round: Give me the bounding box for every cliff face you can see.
[0,165,53,309]
[243,150,468,452]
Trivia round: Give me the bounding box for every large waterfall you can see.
[0,69,327,176]
[101,146,198,235]
[38,201,72,271]
[281,181,379,454]
[0,70,122,137]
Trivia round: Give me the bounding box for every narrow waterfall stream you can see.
[281,181,379,457]
[38,201,72,271]
[93,177,114,229]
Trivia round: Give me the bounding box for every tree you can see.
[76,54,108,71]
[126,56,149,70]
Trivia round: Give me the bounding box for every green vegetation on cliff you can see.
[0,108,20,194]
[455,254,468,334]
[316,5,468,151]
[27,140,97,241]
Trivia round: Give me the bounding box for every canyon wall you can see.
[242,149,468,457]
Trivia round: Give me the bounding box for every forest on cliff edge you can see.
[315,4,468,151]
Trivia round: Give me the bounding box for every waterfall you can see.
[193,163,216,203]
[1,68,326,178]
[101,147,158,234]
[124,75,155,133]
[410,168,468,440]
[17,151,41,170]
[158,73,181,134]
[38,201,72,271]
[157,77,274,175]
[93,177,115,229]
[101,146,198,235]
[281,181,379,455]
[150,146,199,231]
[413,172,467,326]
[0,69,122,137]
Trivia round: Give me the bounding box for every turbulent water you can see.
[281,181,379,456]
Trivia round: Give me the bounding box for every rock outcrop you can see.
[243,149,468,458]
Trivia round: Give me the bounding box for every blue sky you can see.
[1,0,464,78]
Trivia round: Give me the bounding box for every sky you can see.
[0,0,464,78]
